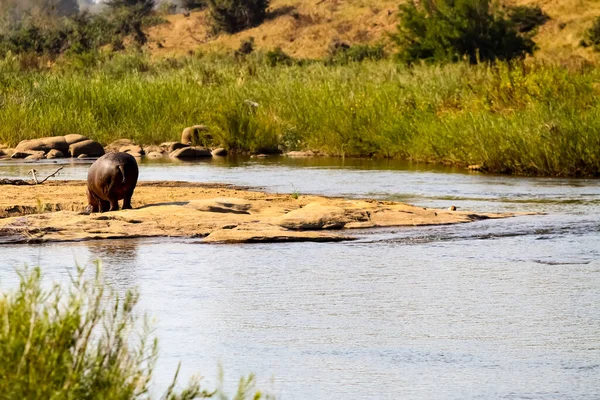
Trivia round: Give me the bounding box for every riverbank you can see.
[0,180,521,244]
[1,55,600,176]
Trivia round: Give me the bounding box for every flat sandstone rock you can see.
[0,181,526,244]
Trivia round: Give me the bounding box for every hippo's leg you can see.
[122,187,135,210]
[98,200,110,213]
[108,197,120,212]
[86,188,100,213]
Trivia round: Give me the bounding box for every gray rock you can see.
[181,125,210,145]
[15,136,69,154]
[169,146,212,158]
[211,148,228,157]
[143,145,163,154]
[12,150,45,159]
[64,134,88,146]
[147,151,164,158]
[69,140,105,158]
[46,149,65,159]
[77,154,89,159]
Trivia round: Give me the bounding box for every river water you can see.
[1,157,599,399]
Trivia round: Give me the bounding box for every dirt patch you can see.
[0,180,527,244]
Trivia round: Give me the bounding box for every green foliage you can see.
[327,41,385,65]
[2,54,600,176]
[392,0,536,64]
[0,265,211,399]
[207,0,270,34]
[507,5,550,34]
[180,0,207,10]
[265,47,294,67]
[105,0,156,16]
[581,17,600,50]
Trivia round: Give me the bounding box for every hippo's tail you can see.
[118,164,126,183]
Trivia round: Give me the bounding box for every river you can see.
[1,156,599,399]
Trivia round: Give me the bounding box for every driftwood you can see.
[1,166,64,186]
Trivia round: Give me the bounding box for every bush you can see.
[180,0,207,10]
[581,17,600,50]
[265,47,294,66]
[207,0,270,34]
[326,41,385,64]
[392,0,536,64]
[0,265,265,399]
[507,5,550,34]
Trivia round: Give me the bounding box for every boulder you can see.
[160,142,187,153]
[46,149,65,159]
[169,147,212,159]
[147,151,164,158]
[77,154,89,159]
[69,140,105,158]
[181,125,210,145]
[105,139,144,155]
[64,134,88,146]
[143,145,163,154]
[12,150,45,159]
[211,148,228,157]
[277,202,369,231]
[25,153,45,160]
[286,151,315,157]
[15,136,69,154]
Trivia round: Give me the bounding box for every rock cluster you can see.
[10,135,105,159]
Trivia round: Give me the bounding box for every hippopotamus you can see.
[85,152,139,213]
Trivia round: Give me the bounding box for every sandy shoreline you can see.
[0,181,523,244]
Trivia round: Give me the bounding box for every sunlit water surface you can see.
[0,156,599,399]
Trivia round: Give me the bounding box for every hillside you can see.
[147,0,600,62]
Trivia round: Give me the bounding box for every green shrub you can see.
[327,41,385,64]
[207,0,270,34]
[0,265,265,399]
[265,47,294,66]
[180,0,207,10]
[581,17,600,50]
[392,0,536,64]
[507,5,550,34]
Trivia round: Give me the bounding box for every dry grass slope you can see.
[147,0,600,62]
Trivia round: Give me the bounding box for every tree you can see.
[104,0,155,16]
[392,0,536,64]
[207,0,270,34]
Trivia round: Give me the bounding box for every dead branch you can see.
[38,166,64,184]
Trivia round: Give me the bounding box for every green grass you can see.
[0,264,264,399]
[1,51,600,176]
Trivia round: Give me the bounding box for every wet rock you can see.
[203,226,354,244]
[278,202,353,230]
[468,164,484,171]
[147,151,164,158]
[143,145,163,154]
[64,134,88,146]
[211,148,228,157]
[181,125,210,145]
[160,142,187,153]
[46,149,65,159]
[77,154,89,159]
[15,136,69,154]
[25,153,45,160]
[11,150,45,159]
[250,154,269,159]
[448,206,457,211]
[106,139,144,156]
[169,146,212,158]
[69,140,105,158]
[185,198,252,214]
[286,151,315,157]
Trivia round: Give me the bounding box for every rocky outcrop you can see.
[169,147,212,158]
[14,136,69,154]
[0,181,525,244]
[12,135,103,159]
[286,151,316,157]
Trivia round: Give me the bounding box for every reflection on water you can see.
[1,157,600,399]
